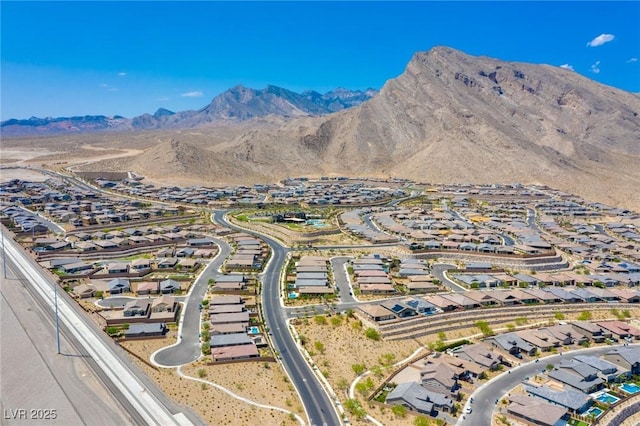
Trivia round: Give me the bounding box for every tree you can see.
[475,320,494,337]
[314,315,328,325]
[344,399,366,419]
[577,311,592,321]
[355,382,369,397]
[352,363,366,375]
[314,341,326,354]
[298,334,308,346]
[201,343,211,356]
[365,327,381,341]
[554,312,565,320]
[391,405,407,418]
[197,368,207,378]
[414,416,431,426]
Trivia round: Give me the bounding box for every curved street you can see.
[431,263,467,292]
[213,210,341,426]
[152,238,232,367]
[459,344,639,426]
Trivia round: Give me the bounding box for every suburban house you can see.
[211,344,259,362]
[130,258,151,272]
[108,278,131,294]
[124,323,166,338]
[603,347,640,375]
[385,382,453,416]
[136,281,159,295]
[516,329,562,352]
[105,262,129,275]
[507,394,568,426]
[72,283,95,298]
[486,333,536,357]
[453,342,505,370]
[123,300,150,318]
[358,304,396,322]
[420,361,460,395]
[573,355,627,382]
[159,279,181,294]
[381,300,418,318]
[548,361,605,394]
[571,321,610,343]
[209,333,253,348]
[596,321,640,341]
[151,295,177,313]
[539,324,588,346]
[524,385,592,414]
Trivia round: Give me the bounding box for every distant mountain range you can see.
[75,46,638,210]
[0,86,377,136]
[3,46,639,210]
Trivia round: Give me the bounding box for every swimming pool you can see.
[288,292,298,299]
[620,383,640,394]
[306,219,328,228]
[247,326,260,335]
[596,393,620,404]
[586,407,603,418]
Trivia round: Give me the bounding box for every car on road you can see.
[464,407,472,414]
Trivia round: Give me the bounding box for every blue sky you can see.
[1,1,638,120]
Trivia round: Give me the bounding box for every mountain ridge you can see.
[3,46,639,210]
[0,86,377,136]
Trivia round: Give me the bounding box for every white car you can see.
[464,407,472,414]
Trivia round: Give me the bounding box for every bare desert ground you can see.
[120,332,302,426]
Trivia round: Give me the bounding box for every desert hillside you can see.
[4,46,639,210]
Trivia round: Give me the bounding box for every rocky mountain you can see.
[1,87,377,135]
[90,46,639,209]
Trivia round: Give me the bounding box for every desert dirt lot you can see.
[292,307,640,426]
[120,332,302,426]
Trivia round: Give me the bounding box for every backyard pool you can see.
[586,407,603,418]
[620,383,640,394]
[288,293,298,299]
[596,392,620,404]
[306,219,328,228]
[247,326,260,335]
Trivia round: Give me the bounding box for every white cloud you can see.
[155,96,170,102]
[118,72,127,76]
[99,83,119,92]
[627,57,638,63]
[586,34,615,47]
[560,64,574,71]
[591,60,601,74]
[180,91,204,98]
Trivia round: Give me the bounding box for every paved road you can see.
[214,211,341,426]
[459,344,637,426]
[330,256,357,303]
[1,256,134,425]
[431,263,467,292]
[3,230,196,425]
[153,238,232,367]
